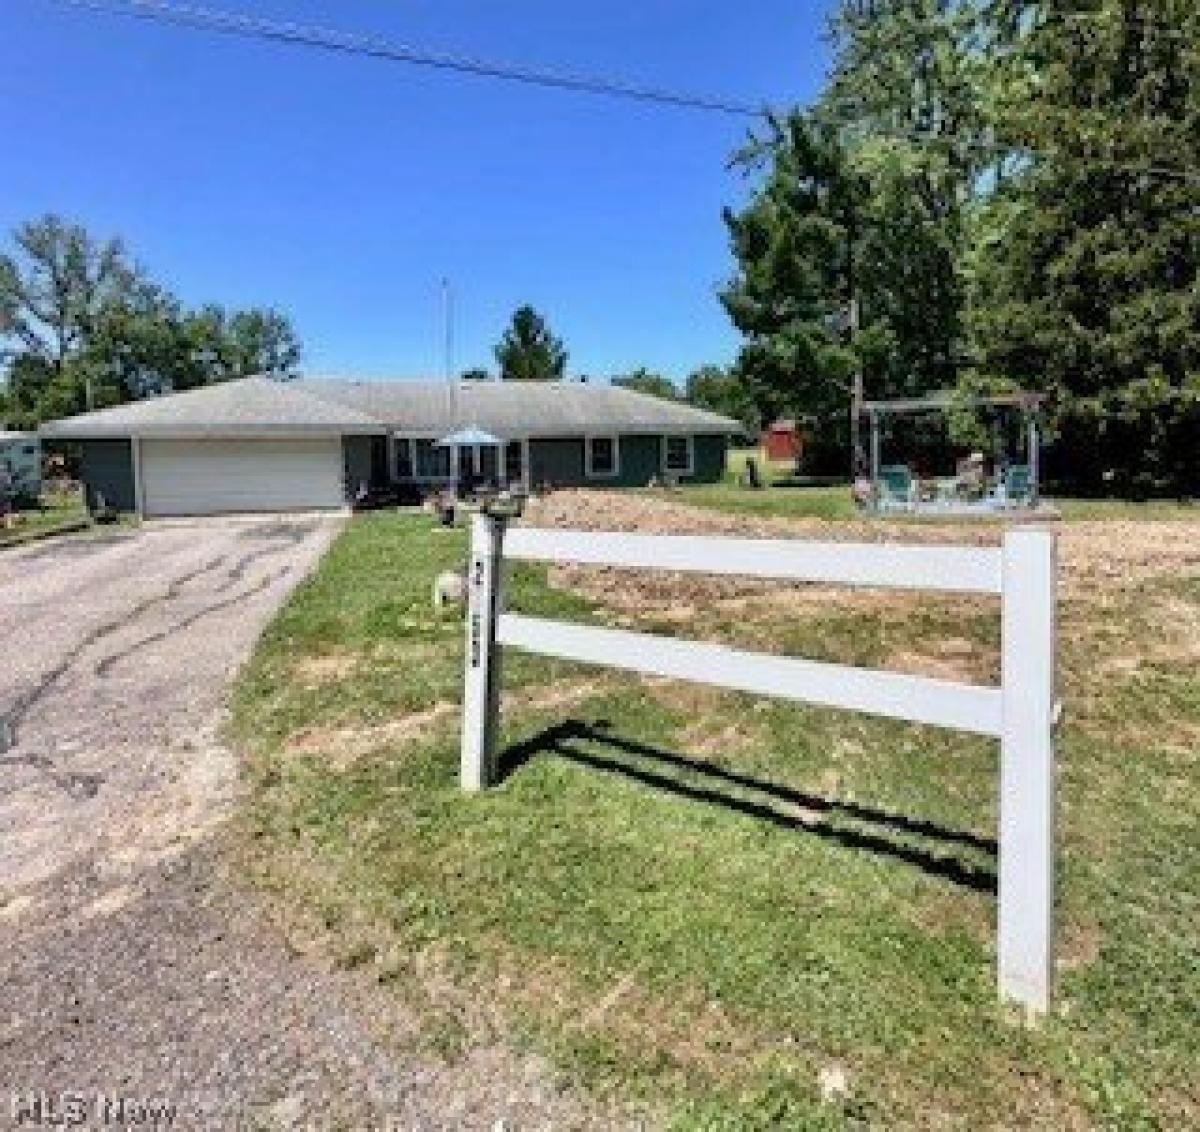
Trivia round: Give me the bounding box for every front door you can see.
[504,440,525,488]
[369,436,389,487]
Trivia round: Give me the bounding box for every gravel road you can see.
[0,518,621,1130]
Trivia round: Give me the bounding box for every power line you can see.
[55,0,766,118]
[47,0,1199,184]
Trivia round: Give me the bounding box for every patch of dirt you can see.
[476,944,776,1086]
[885,637,993,684]
[520,490,1200,607]
[900,887,992,947]
[1058,919,1102,973]
[285,679,616,768]
[1094,595,1200,677]
[520,490,994,631]
[294,651,363,686]
[642,682,768,757]
[97,729,238,878]
[523,490,993,545]
[1156,1085,1200,1132]
[285,702,458,765]
[677,718,761,759]
[1058,521,1200,597]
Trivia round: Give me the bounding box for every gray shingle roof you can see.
[296,378,739,439]
[39,377,383,439]
[39,375,740,441]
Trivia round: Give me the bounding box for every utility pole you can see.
[843,191,864,484]
[442,277,455,382]
[848,294,864,482]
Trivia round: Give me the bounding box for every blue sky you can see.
[1,1,832,382]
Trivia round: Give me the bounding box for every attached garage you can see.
[39,377,386,519]
[140,438,346,518]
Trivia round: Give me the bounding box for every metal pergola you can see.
[860,390,1047,512]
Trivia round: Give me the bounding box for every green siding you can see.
[527,434,727,489]
[693,434,727,483]
[529,438,585,488]
[617,435,661,486]
[79,439,135,513]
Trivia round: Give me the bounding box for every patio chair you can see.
[877,464,915,511]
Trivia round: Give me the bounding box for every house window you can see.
[586,436,619,479]
[663,435,695,477]
[414,439,451,479]
[504,440,525,487]
[395,439,414,480]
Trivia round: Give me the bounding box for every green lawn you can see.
[674,481,1197,525]
[230,509,1199,1129]
[1054,497,1199,522]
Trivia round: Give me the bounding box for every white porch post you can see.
[1028,416,1041,506]
[998,529,1056,1014]
[869,412,881,508]
[461,509,506,792]
[131,435,145,518]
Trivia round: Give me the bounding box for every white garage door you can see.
[141,438,345,517]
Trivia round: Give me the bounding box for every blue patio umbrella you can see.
[435,427,504,448]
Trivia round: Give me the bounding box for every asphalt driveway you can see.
[0,517,620,1130]
[0,517,340,893]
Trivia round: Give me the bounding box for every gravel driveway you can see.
[0,518,620,1130]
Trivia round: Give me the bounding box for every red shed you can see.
[762,419,803,463]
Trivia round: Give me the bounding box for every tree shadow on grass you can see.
[499,719,997,895]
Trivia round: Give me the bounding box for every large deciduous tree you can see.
[494,305,568,381]
[612,368,679,401]
[685,364,760,435]
[0,215,139,372]
[0,215,303,428]
[222,307,302,377]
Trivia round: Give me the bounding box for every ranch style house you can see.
[40,376,738,518]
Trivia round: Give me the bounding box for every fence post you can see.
[461,508,506,792]
[999,528,1056,1014]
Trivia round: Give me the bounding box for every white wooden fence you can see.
[460,511,1057,1014]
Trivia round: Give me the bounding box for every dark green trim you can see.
[78,439,136,513]
[526,434,727,489]
[342,435,389,496]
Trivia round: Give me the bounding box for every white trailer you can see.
[0,431,42,502]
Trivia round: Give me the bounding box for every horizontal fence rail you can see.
[461,510,1057,1017]
[504,527,1004,594]
[498,613,1003,737]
